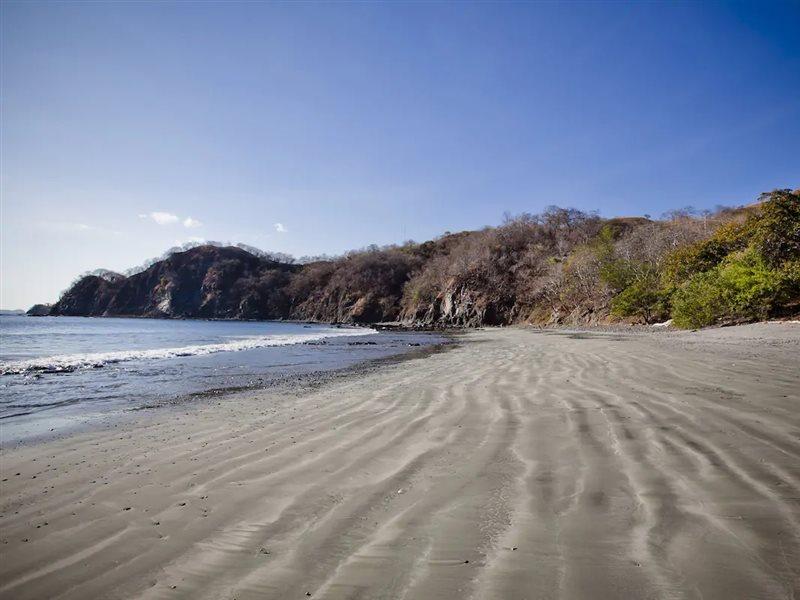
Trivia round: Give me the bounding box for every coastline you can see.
[1,323,798,599]
[0,323,453,450]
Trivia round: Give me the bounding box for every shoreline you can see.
[1,323,798,599]
[0,328,454,451]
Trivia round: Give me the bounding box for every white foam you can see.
[0,327,376,375]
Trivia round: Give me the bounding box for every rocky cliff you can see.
[25,304,52,316]
[52,246,299,320]
[48,244,418,324]
[41,190,799,329]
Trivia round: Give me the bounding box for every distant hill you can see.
[42,189,799,328]
[52,245,300,320]
[0,309,25,316]
[25,305,51,316]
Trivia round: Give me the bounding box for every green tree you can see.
[610,276,669,323]
[751,189,800,267]
[672,249,794,328]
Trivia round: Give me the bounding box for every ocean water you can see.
[0,316,443,444]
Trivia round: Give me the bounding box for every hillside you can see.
[44,189,799,328]
[52,246,299,320]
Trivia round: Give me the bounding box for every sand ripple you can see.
[1,324,798,599]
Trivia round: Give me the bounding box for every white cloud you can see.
[274,222,287,233]
[139,212,203,228]
[141,211,179,225]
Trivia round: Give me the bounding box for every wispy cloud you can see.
[140,211,180,225]
[139,212,205,229]
[274,222,287,233]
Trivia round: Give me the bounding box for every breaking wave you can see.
[0,327,376,375]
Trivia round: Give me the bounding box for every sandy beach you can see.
[1,323,799,599]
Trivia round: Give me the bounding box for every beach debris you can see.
[651,319,673,328]
[259,547,270,555]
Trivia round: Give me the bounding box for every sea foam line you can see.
[0,327,376,375]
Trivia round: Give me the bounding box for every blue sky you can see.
[1,1,798,309]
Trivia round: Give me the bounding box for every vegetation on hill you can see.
[45,189,799,328]
[666,190,800,327]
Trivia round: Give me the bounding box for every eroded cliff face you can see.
[49,245,612,327]
[291,292,400,324]
[537,304,613,327]
[401,285,511,328]
[52,246,298,320]
[48,245,409,324]
[39,193,799,329]
[51,275,121,317]
[399,276,615,329]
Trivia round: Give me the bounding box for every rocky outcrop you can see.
[540,305,612,327]
[402,284,512,328]
[25,304,53,316]
[49,245,413,324]
[43,195,782,329]
[52,246,299,320]
[49,243,613,327]
[286,250,421,324]
[52,275,121,316]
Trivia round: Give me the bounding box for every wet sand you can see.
[1,323,799,599]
